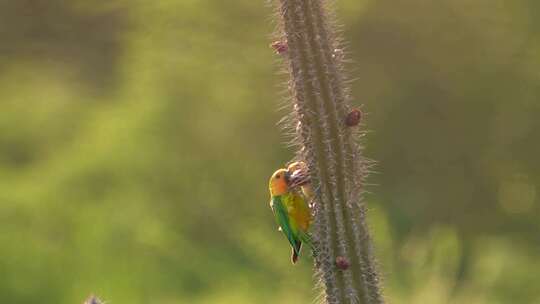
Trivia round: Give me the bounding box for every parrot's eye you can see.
[275,174,281,179]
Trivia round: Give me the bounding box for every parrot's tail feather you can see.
[291,248,299,264]
[291,240,302,264]
[291,242,302,264]
[295,240,302,254]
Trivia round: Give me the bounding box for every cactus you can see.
[271,1,384,303]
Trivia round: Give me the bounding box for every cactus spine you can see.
[272,1,384,303]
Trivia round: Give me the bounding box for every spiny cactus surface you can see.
[270,1,384,303]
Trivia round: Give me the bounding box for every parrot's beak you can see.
[284,171,291,184]
[289,169,310,188]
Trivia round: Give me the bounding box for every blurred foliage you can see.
[0,0,538,303]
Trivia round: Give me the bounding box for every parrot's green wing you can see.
[293,194,313,249]
[271,195,301,256]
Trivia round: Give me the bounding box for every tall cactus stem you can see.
[271,1,384,303]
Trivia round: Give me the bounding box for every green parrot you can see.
[269,168,312,264]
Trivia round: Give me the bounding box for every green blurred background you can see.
[1,0,539,303]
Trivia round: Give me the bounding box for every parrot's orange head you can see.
[269,168,290,196]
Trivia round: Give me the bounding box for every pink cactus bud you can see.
[345,108,362,127]
[270,40,288,55]
[336,256,350,270]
